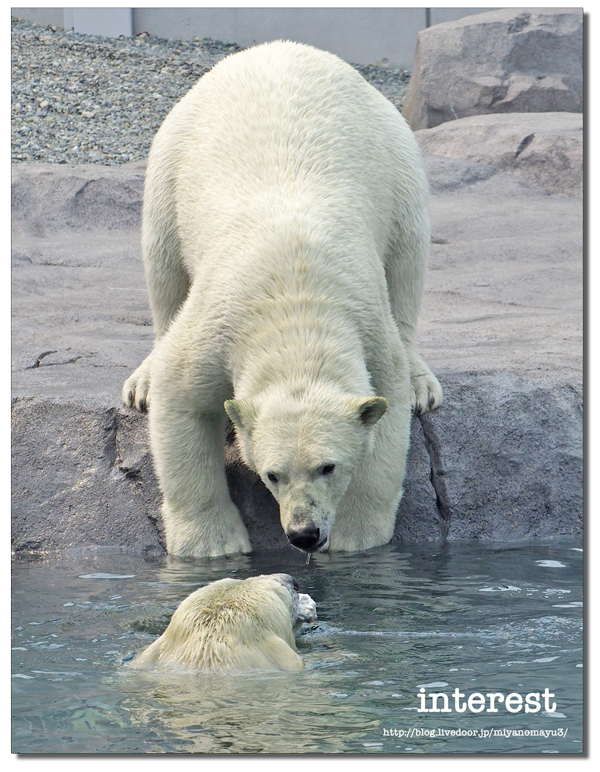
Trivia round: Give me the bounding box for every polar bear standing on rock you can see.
[122,41,442,558]
[128,573,316,673]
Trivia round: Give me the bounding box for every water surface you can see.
[12,541,583,754]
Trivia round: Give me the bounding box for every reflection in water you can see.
[12,541,583,753]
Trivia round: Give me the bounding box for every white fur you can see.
[122,40,442,557]
[128,574,306,673]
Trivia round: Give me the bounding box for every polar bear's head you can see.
[129,573,309,673]
[225,385,388,552]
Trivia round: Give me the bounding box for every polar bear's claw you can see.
[122,356,152,412]
[410,370,443,415]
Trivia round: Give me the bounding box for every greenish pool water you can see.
[12,541,583,754]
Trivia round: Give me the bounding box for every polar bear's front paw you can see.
[166,508,253,558]
[411,370,443,416]
[122,359,152,412]
[188,529,251,558]
[214,526,253,557]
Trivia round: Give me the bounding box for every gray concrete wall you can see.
[63,7,132,38]
[132,7,425,69]
[429,6,500,25]
[12,6,500,68]
[12,6,64,28]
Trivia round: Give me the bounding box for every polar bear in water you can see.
[128,573,317,673]
[122,40,442,558]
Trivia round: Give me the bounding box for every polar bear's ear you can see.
[224,399,256,433]
[355,396,389,427]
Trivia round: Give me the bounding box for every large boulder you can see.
[416,112,583,197]
[402,8,583,130]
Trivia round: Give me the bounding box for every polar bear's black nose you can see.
[287,524,321,552]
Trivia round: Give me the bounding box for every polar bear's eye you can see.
[267,472,278,484]
[321,464,335,476]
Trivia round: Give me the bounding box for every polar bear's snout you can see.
[286,523,324,552]
[280,495,335,552]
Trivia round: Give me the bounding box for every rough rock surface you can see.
[11,152,582,554]
[402,8,583,130]
[416,112,583,197]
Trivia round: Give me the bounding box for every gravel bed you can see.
[11,17,411,166]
